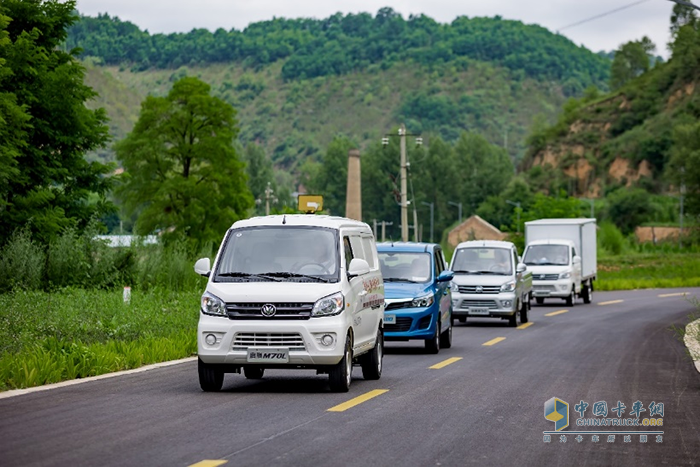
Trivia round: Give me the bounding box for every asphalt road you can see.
[1,288,699,467]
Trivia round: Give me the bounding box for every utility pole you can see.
[380,221,394,242]
[422,201,434,243]
[264,182,274,216]
[382,124,421,243]
[448,201,463,225]
[506,200,521,235]
[400,125,408,242]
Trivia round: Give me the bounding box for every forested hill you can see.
[68,9,609,90]
[70,9,613,169]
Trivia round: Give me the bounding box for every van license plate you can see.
[247,348,289,363]
[469,308,489,315]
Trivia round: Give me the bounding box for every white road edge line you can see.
[0,356,197,400]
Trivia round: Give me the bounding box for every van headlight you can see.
[312,292,344,317]
[411,293,434,308]
[500,281,516,292]
[559,272,571,279]
[201,292,227,317]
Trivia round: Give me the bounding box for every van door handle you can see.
[359,290,367,297]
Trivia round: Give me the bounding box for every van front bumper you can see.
[532,280,572,299]
[451,292,517,318]
[197,313,349,366]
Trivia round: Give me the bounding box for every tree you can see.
[610,37,656,90]
[116,77,253,247]
[0,0,114,245]
[242,142,275,215]
[670,3,698,40]
[310,136,355,216]
[669,120,700,217]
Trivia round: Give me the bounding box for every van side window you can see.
[572,247,577,259]
[343,236,354,270]
[434,249,444,276]
[361,236,377,269]
[349,236,365,262]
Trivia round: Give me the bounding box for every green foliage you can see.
[597,252,700,290]
[606,188,656,234]
[0,0,115,246]
[0,288,198,389]
[116,77,253,248]
[669,116,700,218]
[0,226,45,292]
[610,37,656,90]
[522,191,581,221]
[598,220,626,256]
[307,135,356,216]
[67,11,610,91]
[242,142,276,216]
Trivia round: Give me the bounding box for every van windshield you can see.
[451,247,512,275]
[214,227,339,282]
[523,245,569,266]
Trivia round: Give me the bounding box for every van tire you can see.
[198,358,224,392]
[329,336,352,392]
[360,329,383,380]
[508,311,517,327]
[566,290,575,307]
[582,283,592,304]
[425,322,440,354]
[536,297,544,305]
[244,366,265,379]
[520,298,529,324]
[440,315,453,349]
[458,316,467,323]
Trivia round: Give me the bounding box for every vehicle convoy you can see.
[377,242,454,354]
[448,240,532,327]
[193,214,385,393]
[522,218,597,306]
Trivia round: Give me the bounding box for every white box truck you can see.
[522,218,597,306]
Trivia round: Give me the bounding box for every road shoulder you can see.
[685,318,700,373]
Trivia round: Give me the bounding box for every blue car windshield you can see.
[379,252,431,283]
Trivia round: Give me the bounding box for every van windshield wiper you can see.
[262,272,331,283]
[384,277,419,283]
[217,272,281,281]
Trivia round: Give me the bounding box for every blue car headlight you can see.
[411,293,434,308]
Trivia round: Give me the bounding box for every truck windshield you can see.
[378,252,431,283]
[214,227,339,282]
[523,245,569,266]
[451,248,512,275]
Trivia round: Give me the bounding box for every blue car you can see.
[377,242,454,353]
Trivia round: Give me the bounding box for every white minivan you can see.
[194,214,385,392]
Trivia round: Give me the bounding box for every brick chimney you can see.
[345,149,362,221]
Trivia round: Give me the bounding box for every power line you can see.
[558,0,651,32]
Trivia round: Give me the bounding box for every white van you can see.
[194,214,385,392]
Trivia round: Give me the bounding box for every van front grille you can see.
[232,333,306,351]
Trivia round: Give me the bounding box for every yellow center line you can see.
[598,300,624,306]
[545,310,569,317]
[327,389,389,412]
[429,357,463,369]
[517,322,534,329]
[482,337,506,346]
[658,292,687,298]
[188,461,227,467]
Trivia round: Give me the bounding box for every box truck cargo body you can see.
[523,219,596,305]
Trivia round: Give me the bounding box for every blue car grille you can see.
[385,317,412,332]
[385,301,412,311]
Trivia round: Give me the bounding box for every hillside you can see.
[70,10,611,169]
[520,23,700,199]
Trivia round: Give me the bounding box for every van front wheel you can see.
[198,358,224,392]
[360,329,383,380]
[329,336,352,392]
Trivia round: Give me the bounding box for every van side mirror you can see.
[516,263,527,273]
[573,256,581,265]
[437,270,454,282]
[348,258,370,277]
[194,258,211,277]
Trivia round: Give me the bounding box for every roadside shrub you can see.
[0,227,45,292]
[598,221,625,256]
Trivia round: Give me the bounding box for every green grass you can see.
[597,252,700,291]
[0,288,199,390]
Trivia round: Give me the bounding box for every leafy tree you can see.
[670,3,698,39]
[309,136,355,216]
[522,191,581,222]
[116,76,253,247]
[610,37,656,90]
[605,187,655,235]
[0,0,114,245]
[669,120,700,217]
[242,142,276,215]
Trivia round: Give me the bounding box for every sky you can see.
[75,0,679,57]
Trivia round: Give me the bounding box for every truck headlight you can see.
[559,272,571,279]
[201,292,227,317]
[411,294,434,308]
[312,292,344,317]
[500,281,516,292]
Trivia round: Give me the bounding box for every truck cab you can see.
[448,240,532,327]
[522,239,581,306]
